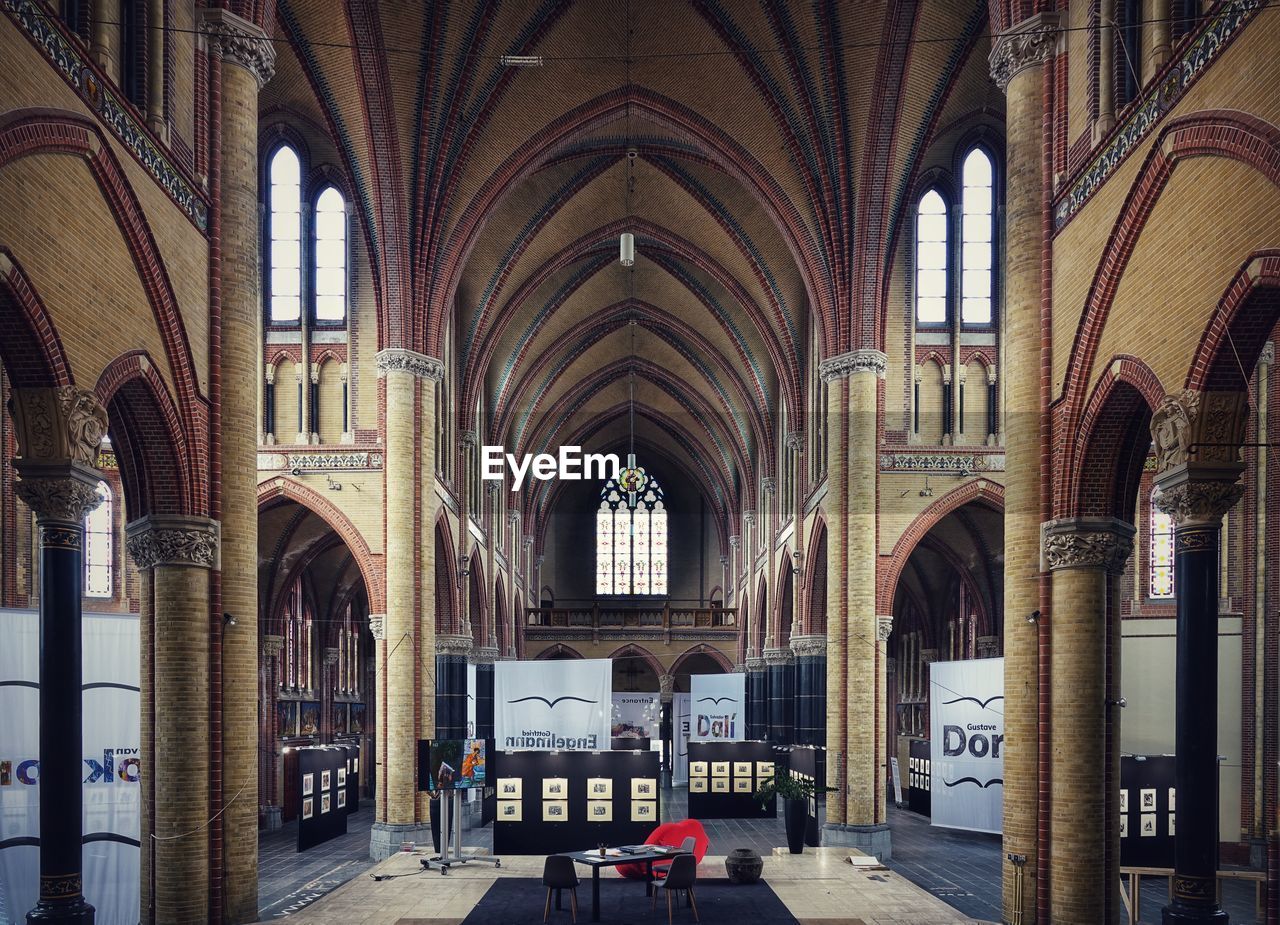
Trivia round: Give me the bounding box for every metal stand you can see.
[421,790,501,875]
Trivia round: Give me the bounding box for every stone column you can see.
[126,515,219,925]
[745,656,768,740]
[469,646,499,740]
[322,647,340,737]
[199,9,275,920]
[819,348,889,859]
[435,635,472,737]
[1043,518,1134,925]
[371,348,442,857]
[1149,390,1246,925]
[763,647,795,745]
[790,635,827,747]
[9,386,109,925]
[146,0,166,135]
[989,14,1059,921]
[260,635,284,830]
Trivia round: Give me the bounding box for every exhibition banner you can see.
[929,657,1004,834]
[672,693,690,784]
[688,673,745,742]
[0,608,140,925]
[611,693,660,747]
[495,659,611,750]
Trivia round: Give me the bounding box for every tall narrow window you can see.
[268,146,302,323]
[1116,0,1142,109]
[961,148,994,326]
[595,475,667,595]
[314,185,347,324]
[915,189,948,325]
[1150,498,1175,599]
[119,0,146,109]
[84,481,112,598]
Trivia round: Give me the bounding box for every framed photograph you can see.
[320,793,331,815]
[712,777,730,793]
[542,777,568,799]
[301,797,314,820]
[353,757,359,774]
[1119,814,1128,838]
[711,762,729,777]
[277,700,297,738]
[498,778,523,799]
[1140,788,1156,811]
[349,703,366,735]
[320,770,331,791]
[631,800,656,822]
[631,778,656,799]
[690,778,707,792]
[1119,789,1128,813]
[587,800,613,822]
[1168,812,1175,835]
[498,800,522,822]
[756,761,774,777]
[733,761,752,777]
[543,799,568,821]
[299,702,321,736]
[1139,813,1156,836]
[733,777,752,793]
[301,772,314,796]
[337,767,347,787]
[337,788,347,809]
[587,778,613,799]
[689,761,708,777]
[1168,788,1176,811]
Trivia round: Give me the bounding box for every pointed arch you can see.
[803,515,828,637]
[670,644,734,676]
[434,515,459,635]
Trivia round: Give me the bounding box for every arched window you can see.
[84,481,112,598]
[281,580,313,691]
[336,602,359,696]
[314,185,347,324]
[595,474,668,595]
[267,145,302,324]
[1149,496,1174,599]
[961,148,994,326]
[915,189,948,325]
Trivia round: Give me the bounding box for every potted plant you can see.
[754,771,830,854]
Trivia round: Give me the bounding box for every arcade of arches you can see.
[0,2,1278,923]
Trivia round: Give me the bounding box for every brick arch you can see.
[467,549,487,646]
[96,351,195,518]
[878,479,1005,614]
[773,550,794,648]
[434,515,459,635]
[535,643,584,660]
[256,477,384,612]
[803,514,828,636]
[1184,250,1280,392]
[607,644,665,681]
[494,577,508,657]
[752,576,768,658]
[0,248,71,387]
[670,644,734,675]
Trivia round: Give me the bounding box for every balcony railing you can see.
[524,602,737,632]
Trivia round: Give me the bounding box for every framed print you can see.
[498,778,522,799]
[498,800,522,822]
[631,800,656,822]
[733,777,752,793]
[331,702,348,735]
[299,701,321,736]
[320,793,331,814]
[631,778,656,799]
[1139,813,1156,836]
[337,767,347,787]
[353,757,359,774]
[690,778,707,792]
[1168,813,1175,835]
[1119,789,1128,813]
[301,772,314,797]
[733,761,752,777]
[543,800,568,822]
[711,762,729,777]
[1168,788,1176,811]
[277,700,297,738]
[320,770,331,791]
[587,800,613,822]
[542,777,568,799]
[301,797,313,820]
[349,703,366,735]
[587,778,613,799]
[712,777,730,793]
[1139,788,1156,811]
[689,761,708,777]
[1119,814,1128,838]
[337,788,347,809]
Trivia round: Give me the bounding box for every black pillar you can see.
[434,646,469,738]
[1159,471,1240,925]
[793,642,827,746]
[766,655,795,745]
[474,661,494,740]
[746,663,768,740]
[17,467,101,925]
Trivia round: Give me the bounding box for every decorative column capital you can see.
[523,534,534,550]
[876,614,894,642]
[1041,517,1135,574]
[535,555,545,569]
[743,510,756,527]
[1153,475,1245,530]
[125,515,221,570]
[1149,388,1247,527]
[785,431,804,453]
[14,464,103,526]
[763,647,794,666]
[261,634,285,658]
[468,646,500,665]
[719,555,729,567]
[789,634,827,658]
[728,534,741,549]
[9,386,110,467]
[659,672,675,702]
[744,656,767,672]
[761,476,776,495]
[374,348,444,381]
[976,636,1001,659]
[435,634,473,657]
[198,8,276,88]
[367,614,386,641]
[507,509,520,525]
[322,647,340,667]
[988,12,1062,91]
[459,429,478,447]
[920,647,939,665]
[818,349,888,382]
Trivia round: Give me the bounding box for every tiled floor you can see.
[258,806,381,918]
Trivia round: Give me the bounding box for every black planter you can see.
[724,848,764,884]
[783,798,807,854]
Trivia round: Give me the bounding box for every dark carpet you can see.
[459,877,798,925]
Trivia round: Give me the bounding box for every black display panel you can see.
[1119,754,1175,868]
[789,745,825,847]
[686,741,779,819]
[491,749,661,855]
[296,746,349,851]
[908,739,931,817]
[336,742,360,814]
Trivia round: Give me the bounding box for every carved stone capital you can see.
[1151,389,1247,473]
[507,509,520,524]
[728,534,741,549]
[719,555,729,567]
[876,614,894,642]
[435,633,473,657]
[743,510,756,527]
[459,429,478,447]
[745,656,767,672]
[198,8,276,88]
[818,349,888,382]
[920,648,939,665]
[125,515,220,570]
[14,463,103,525]
[1152,468,1245,529]
[468,646,500,665]
[976,636,1001,659]
[10,386,109,467]
[763,647,794,667]
[1041,517,1135,574]
[761,477,776,495]
[789,634,827,658]
[785,431,804,452]
[261,634,285,658]
[523,535,534,550]
[374,348,444,381]
[658,672,675,701]
[989,12,1062,91]
[367,614,386,641]
[1261,341,1276,367]
[323,647,340,667]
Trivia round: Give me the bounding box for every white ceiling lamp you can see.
[619,231,635,267]
[499,54,543,67]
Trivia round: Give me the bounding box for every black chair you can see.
[542,855,580,923]
[652,853,698,923]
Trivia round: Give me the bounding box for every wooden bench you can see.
[1119,866,1267,924]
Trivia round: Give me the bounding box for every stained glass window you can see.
[84,480,112,598]
[268,145,302,323]
[915,189,948,325]
[314,185,347,323]
[595,475,667,595]
[961,148,994,325]
[1150,498,1174,599]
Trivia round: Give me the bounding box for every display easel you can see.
[421,789,501,875]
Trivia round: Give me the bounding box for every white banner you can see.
[688,673,745,742]
[929,657,1004,834]
[611,693,660,747]
[672,693,690,784]
[0,608,140,925]
[495,659,611,750]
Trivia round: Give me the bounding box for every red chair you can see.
[617,820,710,880]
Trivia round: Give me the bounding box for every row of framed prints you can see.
[301,788,347,819]
[301,763,353,797]
[689,761,773,778]
[496,777,656,799]
[277,700,367,737]
[496,798,657,823]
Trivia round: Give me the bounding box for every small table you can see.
[560,848,688,923]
